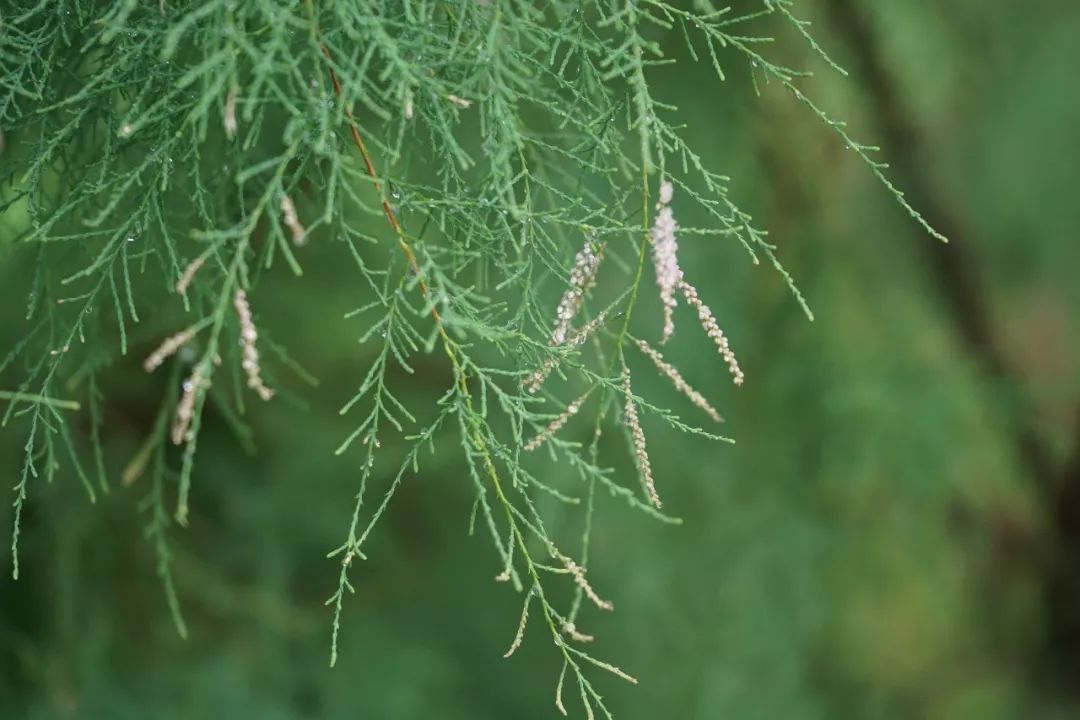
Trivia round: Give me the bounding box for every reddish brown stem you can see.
[319,43,445,330]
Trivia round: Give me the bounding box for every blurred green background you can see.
[3,1,1080,717]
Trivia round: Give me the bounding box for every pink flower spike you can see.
[650,181,682,343]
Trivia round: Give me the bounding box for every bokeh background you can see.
[2,1,1079,717]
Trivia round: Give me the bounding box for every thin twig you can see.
[0,390,80,412]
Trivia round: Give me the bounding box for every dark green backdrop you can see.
[2,2,1079,718]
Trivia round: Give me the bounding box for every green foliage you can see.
[0,1,946,715]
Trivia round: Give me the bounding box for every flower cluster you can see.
[558,552,613,611]
[223,85,239,138]
[524,311,609,394]
[680,280,744,386]
[280,194,307,246]
[504,590,532,658]
[622,371,661,509]
[233,290,275,401]
[524,390,591,452]
[172,364,208,445]
[550,237,605,346]
[175,255,205,295]
[650,180,682,343]
[634,338,722,422]
[143,326,200,373]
